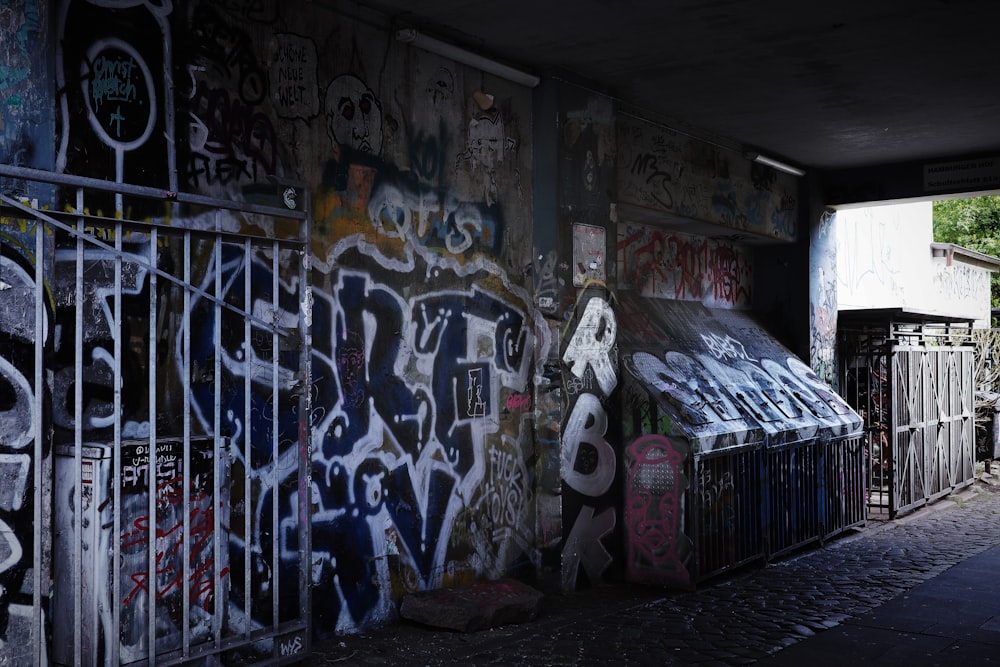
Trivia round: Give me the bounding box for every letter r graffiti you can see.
[563,296,618,396]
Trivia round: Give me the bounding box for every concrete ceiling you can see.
[357,0,1000,174]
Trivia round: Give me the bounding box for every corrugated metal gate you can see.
[840,321,975,519]
[0,166,311,666]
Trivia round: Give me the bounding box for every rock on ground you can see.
[399,578,544,633]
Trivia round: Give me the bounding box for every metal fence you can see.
[839,321,975,519]
[691,445,763,579]
[689,434,865,583]
[821,436,867,538]
[0,165,312,666]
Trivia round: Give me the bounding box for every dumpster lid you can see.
[618,296,862,452]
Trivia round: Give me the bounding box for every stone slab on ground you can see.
[399,578,544,633]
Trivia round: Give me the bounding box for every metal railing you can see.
[691,445,763,579]
[0,165,312,666]
[689,435,865,583]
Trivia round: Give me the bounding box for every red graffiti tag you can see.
[120,475,229,611]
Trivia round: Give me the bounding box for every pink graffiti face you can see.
[325,74,383,156]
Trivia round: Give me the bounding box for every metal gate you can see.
[892,341,976,517]
[840,320,975,519]
[688,433,865,583]
[0,165,311,665]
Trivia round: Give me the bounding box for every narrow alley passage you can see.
[314,482,1000,665]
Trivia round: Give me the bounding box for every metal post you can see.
[111,220,123,667]
[212,213,224,651]
[182,230,192,659]
[32,214,45,667]
[73,191,85,667]
[271,240,280,635]
[147,227,159,661]
[242,238,252,640]
[299,195,313,656]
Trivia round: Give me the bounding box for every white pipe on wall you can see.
[395,29,541,88]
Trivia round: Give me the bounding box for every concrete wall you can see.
[836,202,993,327]
[0,1,52,662]
[617,116,798,242]
[810,208,839,386]
[0,0,811,652]
[3,0,536,641]
[554,88,621,590]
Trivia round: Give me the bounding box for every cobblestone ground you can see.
[312,483,1000,666]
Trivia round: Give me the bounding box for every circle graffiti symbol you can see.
[82,38,157,151]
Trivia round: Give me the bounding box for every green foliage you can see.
[933,196,1000,307]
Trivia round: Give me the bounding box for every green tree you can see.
[933,195,1000,307]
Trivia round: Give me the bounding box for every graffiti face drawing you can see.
[324,73,382,156]
[466,112,506,172]
[425,67,454,106]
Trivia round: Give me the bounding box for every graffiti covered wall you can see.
[56,0,175,196]
[0,0,827,657]
[163,0,537,635]
[0,2,52,662]
[617,116,798,242]
[611,115,822,590]
[4,0,537,651]
[0,226,51,664]
[837,201,995,327]
[810,209,838,386]
[617,222,752,308]
[1,0,51,176]
[555,91,621,591]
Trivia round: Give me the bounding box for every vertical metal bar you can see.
[213,217,224,649]
[73,189,84,667]
[114,174,123,221]
[182,230,191,658]
[243,238,252,639]
[111,220,123,667]
[163,41,178,194]
[299,198,313,648]
[924,353,932,497]
[889,349,898,518]
[147,227,159,661]
[32,215,44,667]
[271,240,280,631]
[690,454,699,578]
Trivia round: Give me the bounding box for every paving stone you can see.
[314,486,1000,666]
[399,578,544,633]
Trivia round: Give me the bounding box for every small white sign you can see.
[924,158,1000,191]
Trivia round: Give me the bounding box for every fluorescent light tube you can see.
[745,151,806,177]
[396,29,541,88]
